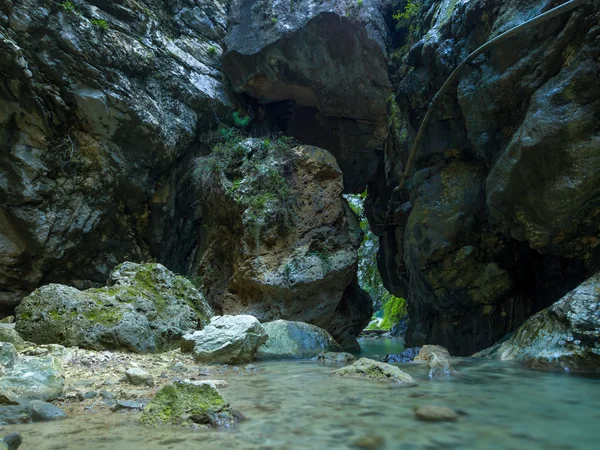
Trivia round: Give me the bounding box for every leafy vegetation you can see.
[393,0,422,33]
[345,192,408,330]
[91,18,109,31]
[194,130,297,252]
[207,45,218,57]
[61,1,76,12]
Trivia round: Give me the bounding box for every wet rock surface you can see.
[181,315,267,365]
[223,0,391,193]
[0,343,64,401]
[414,405,459,422]
[15,263,212,353]
[0,0,234,314]
[384,347,421,363]
[193,139,372,350]
[256,320,341,361]
[476,272,600,373]
[317,352,357,364]
[368,0,600,355]
[333,358,416,385]
[140,382,238,429]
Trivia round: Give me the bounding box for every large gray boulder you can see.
[0,343,64,401]
[0,0,233,315]
[192,139,372,351]
[181,315,268,364]
[256,320,342,360]
[476,273,600,373]
[15,263,212,353]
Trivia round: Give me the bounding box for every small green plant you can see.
[232,111,251,128]
[207,45,217,56]
[271,17,278,24]
[91,18,109,31]
[393,0,422,32]
[61,1,76,12]
[357,0,363,7]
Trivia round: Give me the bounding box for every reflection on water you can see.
[357,337,404,360]
[6,339,600,450]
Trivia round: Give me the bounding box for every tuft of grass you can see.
[61,1,76,12]
[207,45,217,57]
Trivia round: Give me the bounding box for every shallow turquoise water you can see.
[6,339,600,450]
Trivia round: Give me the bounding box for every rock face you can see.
[0,0,233,314]
[15,263,212,353]
[181,315,267,364]
[333,358,416,384]
[256,320,341,360]
[140,382,238,428]
[0,343,64,401]
[192,138,372,350]
[367,0,600,355]
[223,0,391,193]
[476,273,600,373]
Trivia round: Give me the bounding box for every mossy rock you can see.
[333,358,416,385]
[15,263,213,353]
[140,382,237,428]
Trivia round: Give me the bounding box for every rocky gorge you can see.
[1,0,600,449]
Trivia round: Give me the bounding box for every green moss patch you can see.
[140,383,233,428]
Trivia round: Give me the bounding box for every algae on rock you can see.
[16,263,213,353]
[140,382,238,428]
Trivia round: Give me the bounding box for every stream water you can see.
[7,338,600,450]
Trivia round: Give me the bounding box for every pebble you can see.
[414,405,459,422]
[111,400,143,412]
[168,362,188,373]
[125,368,154,387]
[351,435,385,450]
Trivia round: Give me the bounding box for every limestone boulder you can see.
[140,382,239,428]
[15,263,212,353]
[181,315,267,364]
[476,273,600,373]
[193,139,372,350]
[333,358,416,385]
[256,320,341,360]
[0,0,233,314]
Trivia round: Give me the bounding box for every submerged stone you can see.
[182,315,267,364]
[140,382,237,428]
[383,347,421,363]
[414,405,459,422]
[415,345,459,378]
[317,352,356,364]
[16,263,212,353]
[256,320,341,360]
[333,358,416,385]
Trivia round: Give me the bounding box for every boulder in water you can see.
[181,315,267,364]
[15,263,212,353]
[333,358,416,385]
[140,382,238,428]
[476,273,600,373]
[383,347,421,363]
[415,345,458,378]
[256,320,341,360]
[317,352,356,364]
[414,405,459,422]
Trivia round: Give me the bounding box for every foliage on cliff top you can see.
[193,132,297,249]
